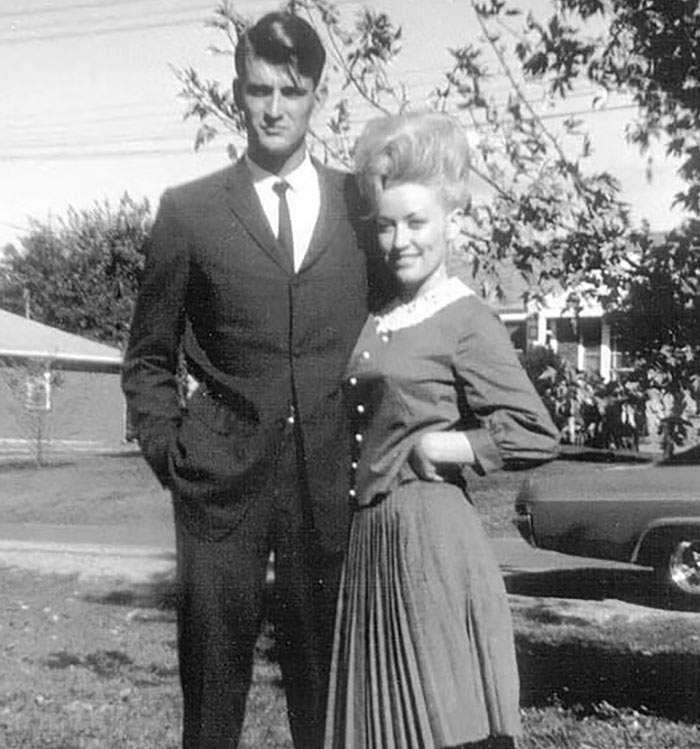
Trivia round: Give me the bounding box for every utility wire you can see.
[0,16,207,45]
[0,0,203,20]
[0,0,365,44]
[0,102,639,158]
[5,5,205,32]
[0,146,225,161]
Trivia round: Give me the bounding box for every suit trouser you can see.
[174,421,345,749]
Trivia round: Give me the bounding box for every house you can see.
[472,259,625,381]
[500,293,625,380]
[0,309,126,456]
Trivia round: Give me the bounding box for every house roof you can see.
[0,309,122,373]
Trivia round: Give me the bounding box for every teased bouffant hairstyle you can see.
[235,12,326,87]
[355,112,471,213]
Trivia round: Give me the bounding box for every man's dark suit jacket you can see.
[122,158,376,551]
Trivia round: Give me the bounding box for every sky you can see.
[0,0,689,250]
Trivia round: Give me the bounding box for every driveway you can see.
[0,524,692,624]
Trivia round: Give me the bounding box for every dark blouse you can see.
[345,277,560,507]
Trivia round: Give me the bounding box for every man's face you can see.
[235,54,322,173]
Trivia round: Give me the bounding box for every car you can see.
[514,448,700,607]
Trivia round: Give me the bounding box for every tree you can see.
[513,0,700,441]
[0,194,151,348]
[174,0,699,442]
[173,0,633,309]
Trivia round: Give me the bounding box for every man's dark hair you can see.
[234,12,326,87]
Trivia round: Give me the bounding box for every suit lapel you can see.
[223,160,293,273]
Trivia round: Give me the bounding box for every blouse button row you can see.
[350,389,367,499]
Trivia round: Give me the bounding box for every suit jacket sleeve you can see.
[122,189,189,485]
[453,301,560,474]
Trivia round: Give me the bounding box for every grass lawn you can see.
[1,452,700,748]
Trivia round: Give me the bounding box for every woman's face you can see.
[375,181,461,299]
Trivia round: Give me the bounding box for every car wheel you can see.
[655,538,700,609]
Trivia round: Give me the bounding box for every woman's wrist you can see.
[416,431,474,466]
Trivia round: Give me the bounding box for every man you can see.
[122,12,384,748]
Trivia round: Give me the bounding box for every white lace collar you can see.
[374,277,473,334]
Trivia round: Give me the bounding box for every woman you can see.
[324,113,559,749]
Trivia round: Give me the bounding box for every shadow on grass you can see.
[504,566,668,609]
[507,565,700,722]
[82,571,280,667]
[81,568,177,611]
[81,561,700,722]
[517,635,700,723]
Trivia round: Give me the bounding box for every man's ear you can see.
[233,78,243,109]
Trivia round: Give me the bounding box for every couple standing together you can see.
[122,11,559,749]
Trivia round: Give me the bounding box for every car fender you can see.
[631,518,700,566]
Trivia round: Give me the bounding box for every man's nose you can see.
[264,91,283,119]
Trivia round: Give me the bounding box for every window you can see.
[25,371,51,411]
[579,318,601,374]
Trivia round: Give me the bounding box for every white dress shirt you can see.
[245,152,321,272]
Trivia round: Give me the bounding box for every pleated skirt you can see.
[324,480,521,749]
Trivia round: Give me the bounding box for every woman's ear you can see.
[445,207,464,243]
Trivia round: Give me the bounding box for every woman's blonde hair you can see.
[354,111,471,213]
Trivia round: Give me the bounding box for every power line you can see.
[3,110,180,134]
[0,15,206,45]
[2,132,196,150]
[0,0,346,20]
[0,0,365,45]
[0,0,194,18]
[7,5,205,33]
[0,102,639,158]
[0,146,223,161]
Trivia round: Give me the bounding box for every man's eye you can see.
[377,223,393,234]
[408,219,425,229]
[281,87,306,98]
[245,86,271,97]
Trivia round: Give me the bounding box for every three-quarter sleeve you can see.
[453,300,560,474]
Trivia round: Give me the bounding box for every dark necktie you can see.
[273,180,294,262]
